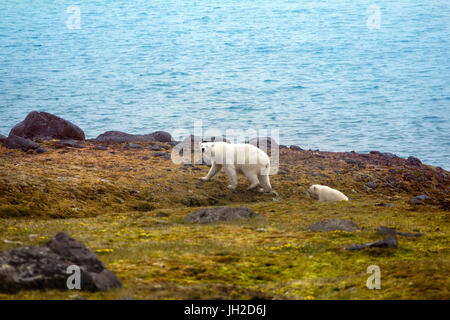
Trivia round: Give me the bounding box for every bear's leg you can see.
[244,172,260,190]
[225,165,238,190]
[201,163,222,181]
[257,175,272,192]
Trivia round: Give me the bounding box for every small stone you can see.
[406,156,422,166]
[125,143,143,150]
[375,203,394,208]
[152,152,170,160]
[185,207,257,224]
[149,145,162,151]
[347,237,398,251]
[4,134,44,152]
[380,152,395,160]
[306,219,360,232]
[142,156,150,160]
[55,140,84,149]
[408,194,430,205]
[289,145,303,151]
[376,226,423,237]
[366,181,377,189]
[94,145,107,151]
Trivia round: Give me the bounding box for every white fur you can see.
[306,184,349,202]
[199,142,272,192]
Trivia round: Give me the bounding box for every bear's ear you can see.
[211,143,215,148]
[313,186,317,191]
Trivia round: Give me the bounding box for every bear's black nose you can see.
[202,148,205,152]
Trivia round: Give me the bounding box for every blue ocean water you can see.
[0,1,449,168]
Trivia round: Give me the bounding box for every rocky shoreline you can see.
[0,111,449,299]
[0,111,449,216]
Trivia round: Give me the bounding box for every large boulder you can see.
[185,207,258,224]
[95,130,172,143]
[0,232,121,293]
[10,111,85,141]
[4,134,47,153]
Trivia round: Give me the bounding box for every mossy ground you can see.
[0,141,448,299]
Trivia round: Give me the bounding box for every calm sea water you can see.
[0,1,449,168]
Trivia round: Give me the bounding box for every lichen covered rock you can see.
[0,232,121,293]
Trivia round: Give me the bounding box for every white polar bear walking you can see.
[306,184,349,202]
[199,141,272,192]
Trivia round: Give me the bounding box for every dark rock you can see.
[142,156,150,160]
[370,151,382,156]
[347,237,398,251]
[279,145,289,149]
[357,163,366,169]
[155,212,169,218]
[152,152,170,160]
[0,134,6,144]
[36,147,47,154]
[289,145,303,151]
[415,194,430,201]
[406,156,422,167]
[375,203,394,208]
[0,232,121,293]
[10,111,85,141]
[152,152,168,157]
[95,130,172,143]
[345,158,357,165]
[185,207,257,224]
[247,137,279,152]
[125,143,143,150]
[385,175,399,185]
[380,152,396,160]
[94,145,107,151]
[55,139,84,149]
[360,153,370,158]
[149,131,173,143]
[202,136,229,143]
[306,219,360,232]
[366,181,377,189]
[149,145,162,151]
[408,194,431,205]
[4,134,43,152]
[376,226,423,237]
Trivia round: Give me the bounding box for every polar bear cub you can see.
[199,141,272,192]
[306,185,349,202]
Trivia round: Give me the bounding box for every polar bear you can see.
[199,141,272,192]
[306,185,349,202]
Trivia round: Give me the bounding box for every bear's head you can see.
[200,142,215,158]
[306,185,320,199]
